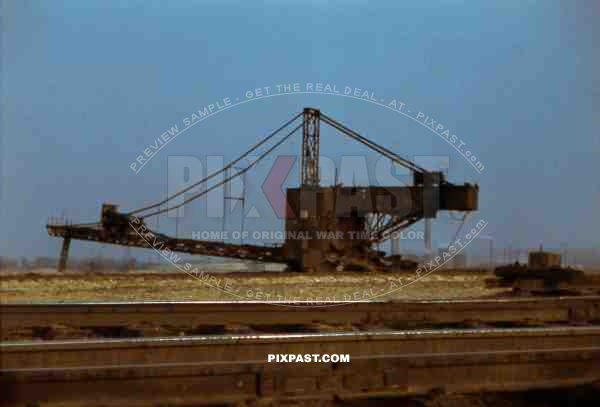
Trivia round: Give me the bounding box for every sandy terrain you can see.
[0,268,506,303]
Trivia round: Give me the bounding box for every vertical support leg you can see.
[424,219,432,262]
[58,237,71,272]
[392,231,401,256]
[422,171,439,264]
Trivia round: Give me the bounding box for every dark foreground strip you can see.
[2,296,600,336]
[1,326,600,406]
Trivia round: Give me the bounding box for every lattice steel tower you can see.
[301,108,320,187]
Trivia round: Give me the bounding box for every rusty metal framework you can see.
[47,107,478,272]
[300,108,320,187]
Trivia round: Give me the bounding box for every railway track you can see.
[2,296,600,336]
[2,326,600,406]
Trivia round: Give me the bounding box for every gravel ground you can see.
[0,268,507,303]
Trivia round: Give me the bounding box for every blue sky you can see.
[1,0,598,259]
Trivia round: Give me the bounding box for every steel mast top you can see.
[301,108,320,187]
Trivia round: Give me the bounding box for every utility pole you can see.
[561,242,568,267]
[155,213,160,265]
[223,166,246,245]
[478,235,494,270]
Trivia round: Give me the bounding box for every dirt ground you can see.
[0,268,506,303]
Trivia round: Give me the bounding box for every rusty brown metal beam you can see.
[46,223,287,263]
[3,350,599,406]
[2,297,599,333]
[2,327,600,405]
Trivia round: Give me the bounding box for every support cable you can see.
[128,112,302,216]
[449,213,470,246]
[138,122,303,219]
[320,113,428,175]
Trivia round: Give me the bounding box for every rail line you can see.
[2,296,600,334]
[2,326,600,406]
